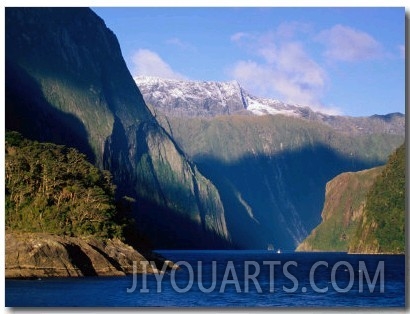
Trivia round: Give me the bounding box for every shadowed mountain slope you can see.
[5,7,230,249]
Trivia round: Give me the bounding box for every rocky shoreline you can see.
[5,232,174,279]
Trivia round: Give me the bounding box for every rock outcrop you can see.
[5,232,173,278]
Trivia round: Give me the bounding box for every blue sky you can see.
[92,7,405,116]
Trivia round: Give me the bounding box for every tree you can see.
[5,131,123,239]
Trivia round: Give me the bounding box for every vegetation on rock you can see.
[5,131,123,239]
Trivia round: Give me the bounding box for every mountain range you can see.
[5,7,405,252]
[136,76,404,249]
[135,76,404,136]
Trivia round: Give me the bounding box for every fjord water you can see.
[6,251,404,307]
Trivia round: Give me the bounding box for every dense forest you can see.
[5,131,127,239]
[350,143,405,253]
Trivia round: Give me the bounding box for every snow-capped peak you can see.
[134,76,248,117]
[134,76,326,119]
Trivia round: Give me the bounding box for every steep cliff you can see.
[5,8,230,249]
[5,8,404,251]
[149,113,403,249]
[136,74,404,249]
[296,167,383,252]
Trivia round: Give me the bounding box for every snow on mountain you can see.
[134,76,247,117]
[134,76,405,136]
[134,76,326,119]
[246,95,301,117]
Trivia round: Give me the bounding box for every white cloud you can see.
[276,21,312,39]
[229,25,328,110]
[165,37,196,51]
[230,60,272,95]
[130,49,187,80]
[230,32,250,42]
[315,24,383,62]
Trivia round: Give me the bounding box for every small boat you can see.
[276,249,281,254]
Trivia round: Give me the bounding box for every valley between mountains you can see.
[136,76,405,252]
[5,7,405,277]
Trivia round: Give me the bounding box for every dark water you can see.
[5,251,405,307]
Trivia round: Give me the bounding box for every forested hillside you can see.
[5,131,123,239]
[296,167,383,252]
[4,131,176,278]
[349,144,405,254]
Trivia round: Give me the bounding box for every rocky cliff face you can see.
[5,233,174,278]
[5,8,405,251]
[5,8,230,249]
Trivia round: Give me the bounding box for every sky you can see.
[92,7,405,117]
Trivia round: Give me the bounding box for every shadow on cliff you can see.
[193,143,385,250]
[5,60,95,163]
[103,118,234,250]
[5,59,233,251]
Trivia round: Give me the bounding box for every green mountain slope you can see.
[296,167,383,251]
[5,7,230,249]
[349,144,405,254]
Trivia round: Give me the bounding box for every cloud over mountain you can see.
[229,25,329,112]
[131,49,187,80]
